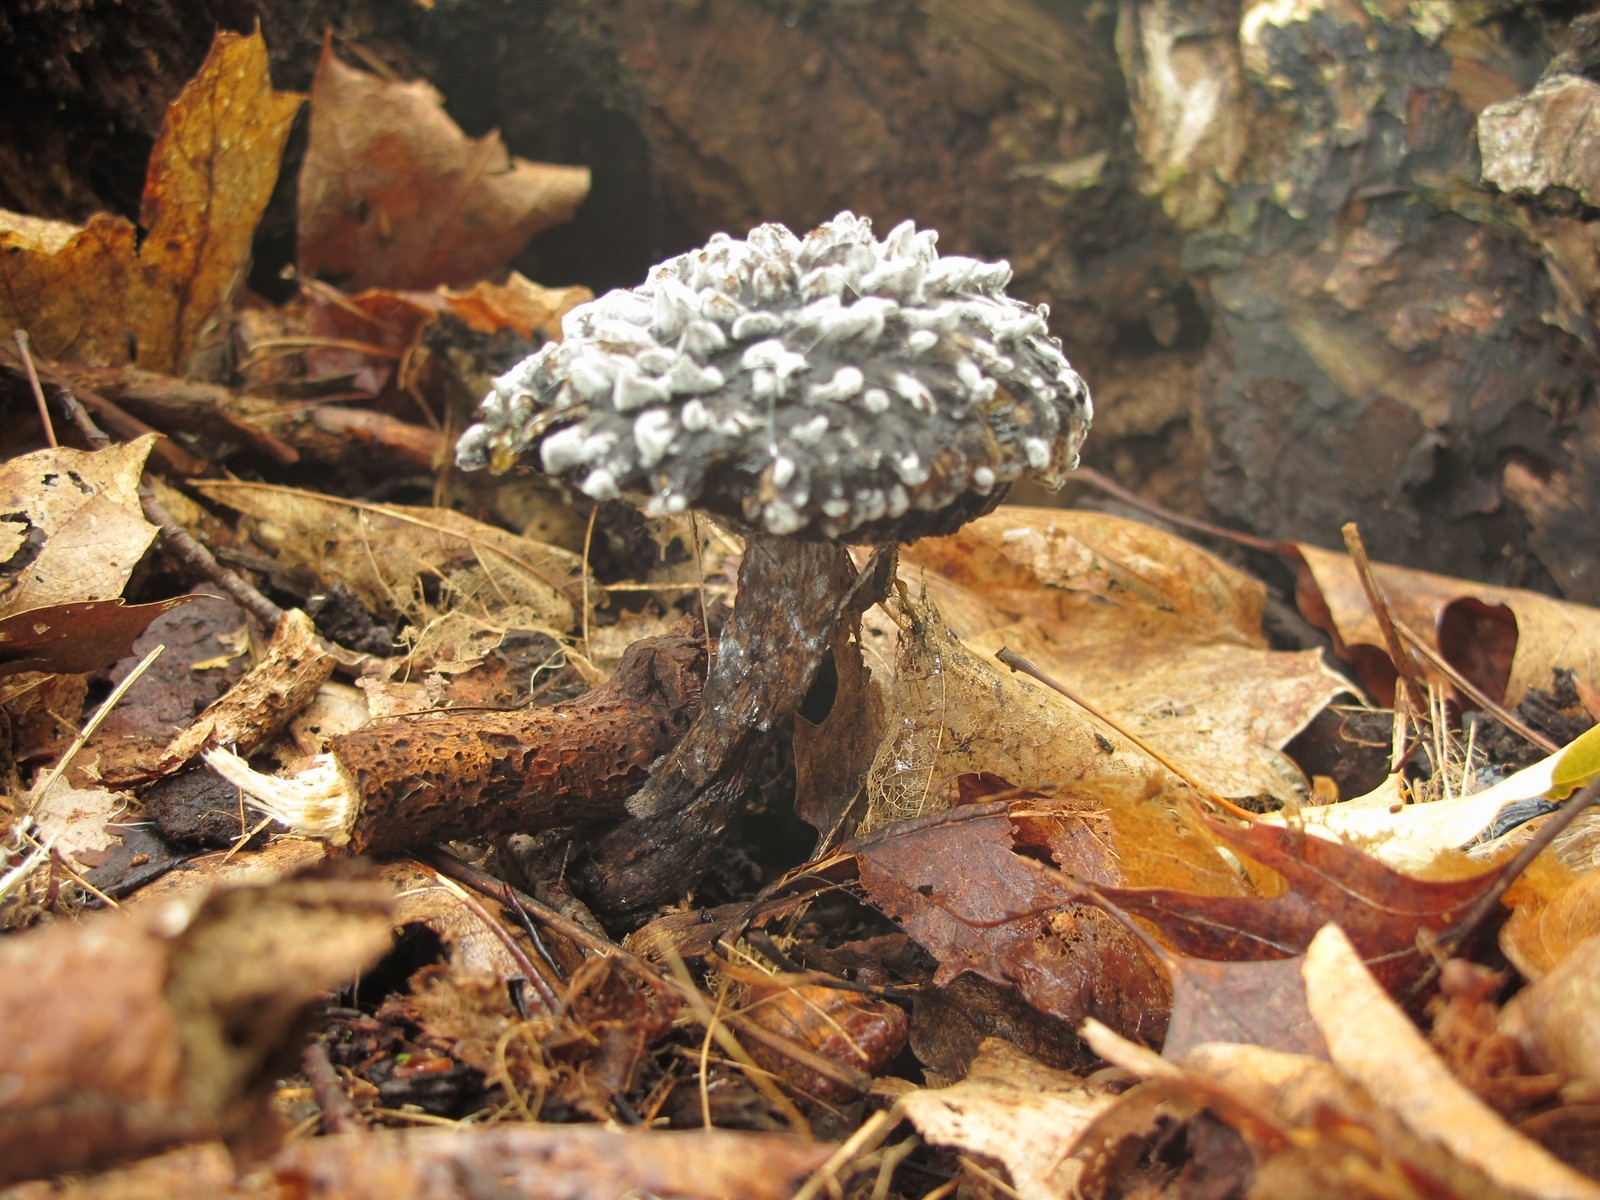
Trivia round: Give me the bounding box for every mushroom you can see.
[457,211,1092,911]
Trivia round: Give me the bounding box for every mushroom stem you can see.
[579,535,888,912]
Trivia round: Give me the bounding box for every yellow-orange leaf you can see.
[0,30,301,375]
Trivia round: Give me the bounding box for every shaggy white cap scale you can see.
[456,211,1092,542]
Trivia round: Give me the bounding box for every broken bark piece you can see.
[204,628,706,854]
[107,607,335,787]
[0,871,394,1186]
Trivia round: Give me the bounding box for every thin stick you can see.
[13,331,58,447]
[25,644,165,823]
[581,504,597,663]
[138,485,286,630]
[1406,775,1600,1000]
[302,1040,364,1133]
[419,864,561,1014]
[1071,466,1284,552]
[1394,615,1557,754]
[995,647,1256,820]
[1341,522,1429,714]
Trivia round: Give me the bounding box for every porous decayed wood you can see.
[0,873,393,1186]
[333,629,706,854]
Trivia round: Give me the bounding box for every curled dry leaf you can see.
[439,273,593,340]
[0,31,301,374]
[192,480,583,632]
[1291,540,1600,709]
[738,981,908,1102]
[297,41,591,291]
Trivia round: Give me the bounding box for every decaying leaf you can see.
[192,480,583,631]
[862,589,1159,834]
[296,41,590,291]
[0,31,301,374]
[0,597,198,678]
[848,800,1174,1045]
[877,509,1352,822]
[1291,540,1600,709]
[899,1038,1114,1200]
[0,435,162,612]
[1088,813,1506,992]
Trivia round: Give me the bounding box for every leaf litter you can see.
[1,24,1599,1200]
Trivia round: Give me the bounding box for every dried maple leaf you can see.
[0,31,301,374]
[297,41,590,291]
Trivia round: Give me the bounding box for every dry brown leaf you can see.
[1305,923,1600,1200]
[863,589,1160,833]
[235,285,437,398]
[297,42,590,291]
[899,1038,1114,1200]
[439,272,593,338]
[28,783,125,875]
[0,597,198,677]
[0,435,162,613]
[192,480,582,631]
[1292,541,1600,709]
[892,509,1352,815]
[0,31,301,374]
[848,799,1176,1045]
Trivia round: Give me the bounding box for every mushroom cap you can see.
[456,212,1092,543]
